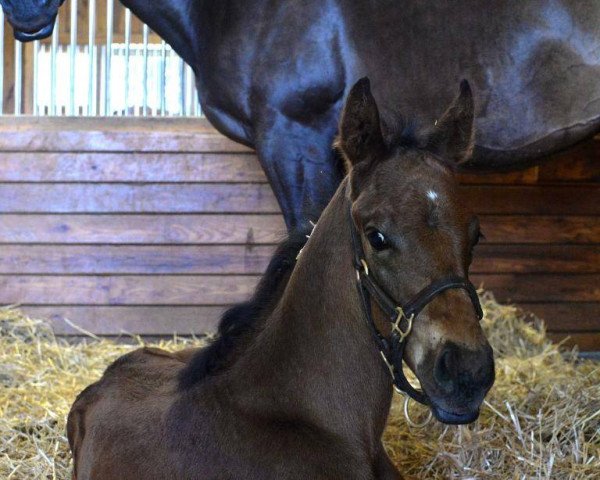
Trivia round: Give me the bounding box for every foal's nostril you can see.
[434,346,457,394]
[433,342,495,397]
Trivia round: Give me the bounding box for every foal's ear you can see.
[426,80,475,164]
[337,77,386,168]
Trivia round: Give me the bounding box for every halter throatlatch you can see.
[349,207,483,406]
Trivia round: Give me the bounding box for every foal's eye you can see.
[366,229,389,251]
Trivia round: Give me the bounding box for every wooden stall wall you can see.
[0,118,598,349]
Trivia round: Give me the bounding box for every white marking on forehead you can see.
[426,189,439,201]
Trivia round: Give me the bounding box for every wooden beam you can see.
[0,117,252,152]
[0,152,264,182]
[0,214,286,244]
[22,305,224,336]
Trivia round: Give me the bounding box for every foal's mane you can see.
[179,114,436,390]
[179,228,310,389]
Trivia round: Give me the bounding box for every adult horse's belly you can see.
[342,0,600,169]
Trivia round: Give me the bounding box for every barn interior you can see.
[0,1,598,479]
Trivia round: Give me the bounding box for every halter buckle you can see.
[391,307,414,342]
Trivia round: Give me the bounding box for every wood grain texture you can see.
[538,140,600,183]
[3,274,596,305]
[21,302,600,336]
[518,303,600,332]
[471,274,599,302]
[458,168,539,185]
[0,152,264,182]
[1,214,596,245]
[479,216,600,244]
[0,184,280,213]
[548,332,600,351]
[22,306,224,335]
[0,275,259,305]
[0,214,286,244]
[472,245,600,273]
[0,245,276,274]
[1,184,598,214]
[1,245,597,275]
[0,120,598,349]
[462,185,600,215]
[0,117,252,152]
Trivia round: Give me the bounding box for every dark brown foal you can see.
[68,78,494,480]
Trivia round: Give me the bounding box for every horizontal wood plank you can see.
[0,117,252,153]
[3,274,596,306]
[1,245,598,275]
[458,168,539,185]
[22,306,223,336]
[518,302,600,332]
[0,184,280,213]
[547,332,600,351]
[0,275,259,305]
[472,245,600,274]
[1,184,598,214]
[0,214,286,244]
[21,304,600,349]
[1,214,596,245]
[0,245,275,274]
[463,185,600,215]
[0,152,265,183]
[471,274,599,302]
[538,140,600,183]
[479,216,600,244]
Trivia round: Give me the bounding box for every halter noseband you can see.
[349,207,483,406]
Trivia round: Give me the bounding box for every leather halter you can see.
[349,207,483,406]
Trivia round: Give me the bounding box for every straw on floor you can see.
[1,292,598,479]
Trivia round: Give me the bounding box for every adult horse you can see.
[67,79,494,479]
[3,0,600,228]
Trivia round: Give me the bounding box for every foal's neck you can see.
[230,179,393,446]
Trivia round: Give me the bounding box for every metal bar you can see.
[14,41,22,115]
[179,57,185,115]
[69,0,78,115]
[88,0,97,115]
[124,8,131,116]
[104,0,114,115]
[142,23,149,116]
[50,14,59,115]
[0,10,4,114]
[33,40,39,115]
[185,64,194,116]
[193,79,200,117]
[160,40,167,116]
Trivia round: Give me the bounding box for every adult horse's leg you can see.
[254,111,344,231]
[246,0,349,230]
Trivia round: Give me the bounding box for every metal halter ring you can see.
[391,307,414,341]
[403,396,433,429]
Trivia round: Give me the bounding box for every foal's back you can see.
[67,346,200,479]
[67,345,364,480]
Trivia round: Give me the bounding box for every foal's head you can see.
[338,78,494,424]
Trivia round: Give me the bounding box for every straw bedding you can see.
[1,292,598,479]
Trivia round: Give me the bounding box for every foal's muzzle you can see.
[427,341,495,425]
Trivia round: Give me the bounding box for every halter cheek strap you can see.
[349,207,483,406]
